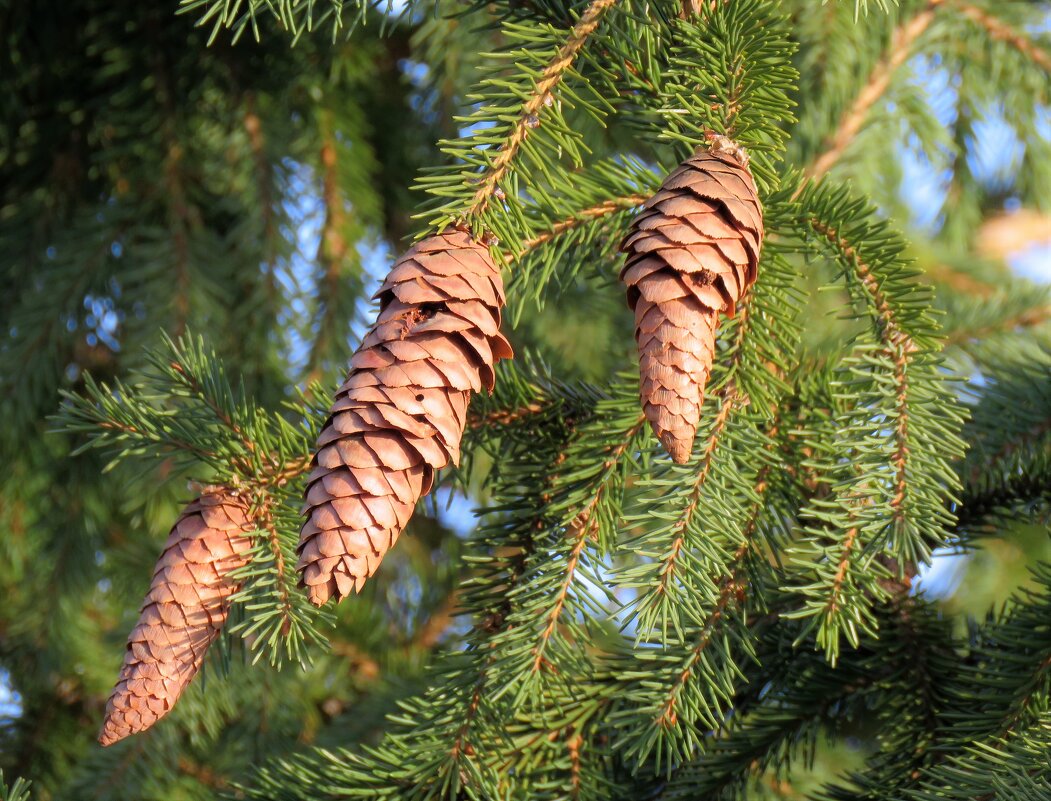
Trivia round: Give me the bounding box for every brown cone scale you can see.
[297,229,512,606]
[98,490,254,746]
[620,137,763,463]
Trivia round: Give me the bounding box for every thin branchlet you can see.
[805,0,944,181]
[465,0,621,223]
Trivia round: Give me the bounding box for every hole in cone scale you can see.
[405,303,441,333]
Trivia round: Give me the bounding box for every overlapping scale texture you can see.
[620,138,763,463]
[297,229,513,606]
[98,490,254,746]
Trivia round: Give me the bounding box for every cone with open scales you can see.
[98,489,254,746]
[296,229,513,606]
[620,136,763,463]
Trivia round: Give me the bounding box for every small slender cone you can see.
[297,229,513,606]
[98,490,254,746]
[621,136,763,463]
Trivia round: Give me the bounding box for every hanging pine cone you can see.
[98,489,254,746]
[620,136,763,463]
[297,229,512,606]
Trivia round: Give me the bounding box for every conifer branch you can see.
[304,113,352,387]
[996,652,1051,739]
[470,402,548,429]
[435,425,583,784]
[655,541,748,729]
[464,0,620,222]
[808,218,913,528]
[93,417,221,462]
[944,304,1051,346]
[805,0,944,180]
[653,404,785,732]
[254,495,295,639]
[656,392,740,594]
[967,414,1051,494]
[512,193,649,259]
[244,95,278,304]
[168,361,261,463]
[654,295,759,596]
[530,418,645,674]
[956,2,1051,73]
[530,527,589,675]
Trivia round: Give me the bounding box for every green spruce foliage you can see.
[2,0,1050,798]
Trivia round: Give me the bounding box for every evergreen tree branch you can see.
[305,111,354,387]
[464,0,621,224]
[956,1,1051,73]
[645,400,793,745]
[955,342,1051,532]
[244,94,279,306]
[654,390,742,601]
[787,183,965,659]
[654,540,750,730]
[528,417,645,676]
[657,639,880,799]
[805,0,944,181]
[944,303,1051,346]
[923,262,998,297]
[807,219,912,531]
[512,192,650,259]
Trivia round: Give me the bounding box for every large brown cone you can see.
[98,490,254,746]
[297,229,513,606]
[620,137,763,463]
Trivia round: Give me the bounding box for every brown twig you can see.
[956,2,1051,73]
[244,95,278,306]
[530,418,646,674]
[809,219,914,530]
[252,493,295,637]
[466,0,620,220]
[512,193,649,259]
[827,526,860,614]
[922,263,998,297]
[415,589,461,650]
[945,304,1051,346]
[470,402,547,429]
[304,110,353,388]
[805,0,945,181]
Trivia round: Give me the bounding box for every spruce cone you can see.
[98,490,254,746]
[621,136,763,463]
[297,229,512,606]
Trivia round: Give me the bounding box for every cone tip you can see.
[97,719,124,747]
[659,428,693,463]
